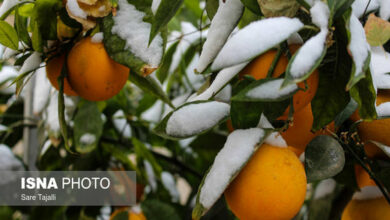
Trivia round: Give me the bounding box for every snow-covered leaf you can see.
[380,0,390,20]
[211,17,304,71]
[113,110,132,138]
[150,0,184,44]
[73,101,103,153]
[311,1,330,28]
[283,30,327,86]
[0,21,19,50]
[102,0,164,76]
[196,0,244,73]
[233,78,298,102]
[33,67,51,115]
[364,13,390,47]
[371,46,390,89]
[192,128,268,219]
[352,0,379,18]
[190,63,248,102]
[154,101,230,139]
[368,141,390,159]
[376,102,390,118]
[305,135,345,182]
[345,13,371,90]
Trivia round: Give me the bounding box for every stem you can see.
[363,0,372,18]
[266,48,282,78]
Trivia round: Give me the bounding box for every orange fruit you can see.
[341,197,390,220]
[288,145,304,157]
[353,90,390,158]
[239,44,319,114]
[46,54,78,96]
[224,144,307,220]
[280,104,335,152]
[355,165,376,189]
[67,37,129,101]
[109,208,146,220]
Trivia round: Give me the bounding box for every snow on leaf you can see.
[364,13,390,47]
[196,0,244,73]
[233,78,298,102]
[310,1,330,28]
[0,0,23,18]
[352,0,380,18]
[110,0,163,68]
[353,186,383,200]
[283,29,327,85]
[368,141,390,159]
[158,101,230,138]
[151,0,161,14]
[161,171,180,203]
[258,114,287,148]
[0,66,17,94]
[211,17,304,71]
[91,32,104,43]
[113,110,132,138]
[144,160,157,191]
[189,63,248,102]
[371,47,390,89]
[33,67,51,115]
[380,0,390,20]
[80,133,97,145]
[346,14,371,90]
[67,0,87,19]
[19,52,41,75]
[313,179,336,199]
[192,128,266,218]
[376,102,390,118]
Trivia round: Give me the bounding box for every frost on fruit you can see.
[190,63,248,102]
[194,128,266,215]
[165,101,230,138]
[196,0,244,73]
[257,0,300,18]
[371,46,390,89]
[346,14,371,89]
[112,0,163,68]
[211,17,303,71]
[352,0,380,18]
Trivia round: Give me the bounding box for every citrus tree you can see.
[0,0,389,219]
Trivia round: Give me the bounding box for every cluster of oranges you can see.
[46,36,129,101]
[224,45,390,219]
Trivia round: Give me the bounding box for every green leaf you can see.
[334,99,358,126]
[18,3,35,17]
[156,41,179,83]
[15,6,31,47]
[241,0,261,15]
[33,0,61,40]
[232,78,298,102]
[312,25,351,131]
[328,0,354,19]
[305,135,345,182]
[150,0,184,45]
[129,70,173,107]
[73,101,104,154]
[142,199,181,220]
[0,21,19,50]
[350,68,377,120]
[206,0,219,20]
[31,21,43,52]
[132,137,163,175]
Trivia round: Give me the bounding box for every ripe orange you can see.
[46,54,78,96]
[353,90,390,158]
[280,104,335,152]
[109,208,146,220]
[341,197,390,220]
[239,44,319,114]
[224,144,307,220]
[355,165,376,188]
[67,37,129,101]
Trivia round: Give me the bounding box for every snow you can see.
[246,79,298,100]
[91,32,104,43]
[310,1,330,28]
[376,102,390,117]
[380,0,390,20]
[80,133,97,145]
[131,205,142,214]
[33,67,51,115]
[185,54,205,90]
[163,93,191,117]
[67,0,87,19]
[258,114,287,147]
[314,179,336,199]
[112,0,163,67]
[353,186,383,200]
[304,0,316,7]
[348,14,370,83]
[161,171,180,203]
[0,124,6,132]
[144,160,157,191]
[0,144,24,185]
[288,33,304,45]
[196,0,244,73]
[44,90,61,137]
[113,110,132,138]
[289,29,327,79]
[165,101,230,137]
[211,17,304,70]
[141,100,164,123]
[151,0,161,14]
[0,0,23,17]
[214,84,231,103]
[352,0,380,18]
[189,63,248,102]
[371,46,390,89]
[199,128,265,209]
[40,140,52,157]
[0,66,18,94]
[19,52,41,75]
